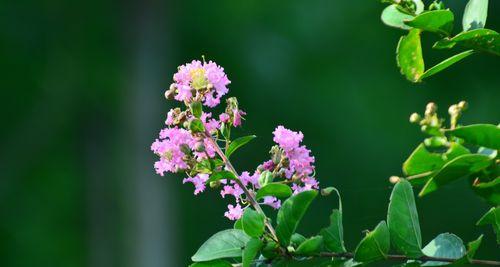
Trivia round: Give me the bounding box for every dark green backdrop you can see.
[1,1,498,266]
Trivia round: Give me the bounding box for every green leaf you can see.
[450,28,500,56]
[448,124,500,150]
[463,0,489,31]
[403,143,445,177]
[189,118,205,133]
[421,233,466,266]
[397,29,425,82]
[242,237,264,267]
[476,207,500,243]
[419,50,475,80]
[208,170,238,183]
[258,171,274,187]
[189,259,233,267]
[420,154,492,197]
[472,177,500,205]
[290,233,307,247]
[405,10,454,36]
[433,38,456,49]
[453,235,483,265]
[295,235,324,256]
[242,208,266,238]
[256,183,293,200]
[444,142,471,161]
[190,101,203,118]
[354,221,390,263]
[276,190,318,246]
[225,135,256,158]
[320,187,346,253]
[387,180,423,258]
[381,5,414,30]
[234,219,243,230]
[191,229,251,262]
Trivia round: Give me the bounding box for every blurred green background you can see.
[1,0,499,266]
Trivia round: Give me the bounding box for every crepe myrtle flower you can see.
[165,60,230,107]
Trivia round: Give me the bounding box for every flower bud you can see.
[424,136,447,147]
[389,176,400,184]
[164,84,177,100]
[448,104,459,116]
[179,144,191,155]
[258,171,274,187]
[425,102,437,116]
[409,113,421,123]
[209,180,221,188]
[194,141,205,152]
[458,101,468,110]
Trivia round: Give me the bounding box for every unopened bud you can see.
[164,84,177,100]
[258,171,274,187]
[409,113,421,123]
[458,101,468,110]
[210,180,221,188]
[194,141,205,152]
[425,102,437,116]
[389,176,400,184]
[448,104,459,116]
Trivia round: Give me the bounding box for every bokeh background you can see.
[1,0,499,266]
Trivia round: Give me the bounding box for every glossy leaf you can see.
[208,170,238,183]
[420,154,492,196]
[189,118,205,133]
[463,0,489,31]
[405,10,454,36]
[295,235,324,256]
[387,180,423,258]
[433,38,456,49]
[421,233,465,266]
[225,135,256,158]
[242,237,263,267]
[190,260,233,267]
[256,183,293,200]
[397,29,425,82]
[191,229,250,262]
[419,50,474,80]
[453,235,483,265]
[320,187,346,253]
[276,190,318,246]
[450,29,500,56]
[403,143,445,177]
[290,233,307,247]
[381,5,414,30]
[448,124,500,150]
[242,208,266,238]
[472,177,500,205]
[190,101,203,118]
[354,221,390,263]
[476,207,500,243]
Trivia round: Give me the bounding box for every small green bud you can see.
[424,136,447,147]
[448,104,459,116]
[190,101,203,119]
[409,113,421,123]
[389,176,400,184]
[258,171,274,187]
[458,101,468,110]
[189,118,205,133]
[179,144,191,155]
[210,180,221,188]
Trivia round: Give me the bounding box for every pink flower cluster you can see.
[172,60,230,107]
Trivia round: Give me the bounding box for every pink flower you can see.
[240,171,260,188]
[220,183,244,199]
[224,204,244,220]
[165,109,176,126]
[151,127,194,175]
[219,113,230,123]
[233,109,246,127]
[273,126,304,151]
[182,174,209,195]
[262,196,281,209]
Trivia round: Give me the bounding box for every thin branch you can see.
[318,252,500,266]
[204,131,279,242]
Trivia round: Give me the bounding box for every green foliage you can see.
[387,180,423,258]
[276,190,318,246]
[242,238,263,267]
[419,154,493,196]
[256,183,293,200]
[397,29,424,82]
[189,259,233,267]
[421,233,465,266]
[453,235,483,265]
[208,170,238,183]
[191,229,250,262]
[242,208,266,238]
[190,101,203,119]
[320,187,346,253]
[380,0,499,82]
[294,236,324,256]
[189,118,205,133]
[353,221,390,263]
[448,124,500,150]
[476,207,500,243]
[225,135,256,158]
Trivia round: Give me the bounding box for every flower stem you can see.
[204,131,279,242]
